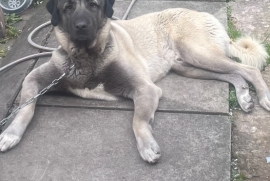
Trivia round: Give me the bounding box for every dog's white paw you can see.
[0,129,22,152]
[259,92,270,111]
[136,137,161,163]
[235,85,254,112]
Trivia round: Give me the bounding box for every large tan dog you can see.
[0,0,269,163]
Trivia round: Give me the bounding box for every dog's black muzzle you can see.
[71,8,97,42]
[73,19,90,41]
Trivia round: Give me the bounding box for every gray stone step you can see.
[1,107,230,181]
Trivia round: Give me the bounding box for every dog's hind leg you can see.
[0,61,63,152]
[172,61,254,112]
[132,82,162,163]
[178,45,270,111]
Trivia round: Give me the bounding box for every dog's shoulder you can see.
[50,47,68,68]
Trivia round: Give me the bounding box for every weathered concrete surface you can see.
[0,4,51,120]
[230,1,270,180]
[128,1,227,25]
[229,0,270,41]
[1,107,230,181]
[33,73,228,114]
[0,0,231,181]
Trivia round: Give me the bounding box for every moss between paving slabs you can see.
[227,5,245,181]
[227,6,241,40]
[265,44,270,65]
[227,6,241,111]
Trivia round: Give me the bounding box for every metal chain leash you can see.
[0,65,75,127]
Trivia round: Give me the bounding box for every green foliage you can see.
[0,48,6,57]
[0,14,22,44]
[228,86,239,109]
[5,25,20,39]
[5,13,21,25]
[265,43,270,65]
[0,14,21,57]
[233,173,246,181]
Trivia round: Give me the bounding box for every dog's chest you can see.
[64,53,103,90]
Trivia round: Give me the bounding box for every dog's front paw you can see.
[136,137,161,164]
[0,128,22,152]
[259,96,270,111]
[258,91,270,111]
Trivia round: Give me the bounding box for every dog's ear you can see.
[104,0,115,18]
[46,0,59,26]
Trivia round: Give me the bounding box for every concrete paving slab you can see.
[0,107,230,181]
[0,5,52,120]
[31,72,228,114]
[229,0,270,41]
[127,0,227,25]
[114,0,133,18]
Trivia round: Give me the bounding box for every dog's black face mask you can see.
[46,0,115,45]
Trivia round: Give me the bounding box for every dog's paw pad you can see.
[242,102,254,112]
[137,139,161,163]
[0,132,21,152]
[236,88,254,112]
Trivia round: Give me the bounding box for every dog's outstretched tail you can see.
[228,37,269,71]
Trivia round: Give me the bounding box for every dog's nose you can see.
[75,22,88,30]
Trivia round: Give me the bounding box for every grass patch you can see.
[0,14,22,57]
[0,14,22,44]
[233,173,246,181]
[0,48,6,57]
[227,6,241,110]
[231,158,246,181]
[227,6,242,40]
[265,43,270,65]
[228,85,239,109]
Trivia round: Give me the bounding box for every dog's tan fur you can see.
[0,1,269,164]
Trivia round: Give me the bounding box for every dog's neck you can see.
[54,19,112,56]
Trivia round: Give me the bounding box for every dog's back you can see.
[113,8,267,74]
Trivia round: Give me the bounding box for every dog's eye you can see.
[89,2,98,8]
[65,4,73,11]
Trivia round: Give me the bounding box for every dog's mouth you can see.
[71,32,94,42]
[71,34,97,48]
[71,30,97,45]
[76,35,89,41]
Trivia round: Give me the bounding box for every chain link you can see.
[0,66,72,127]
